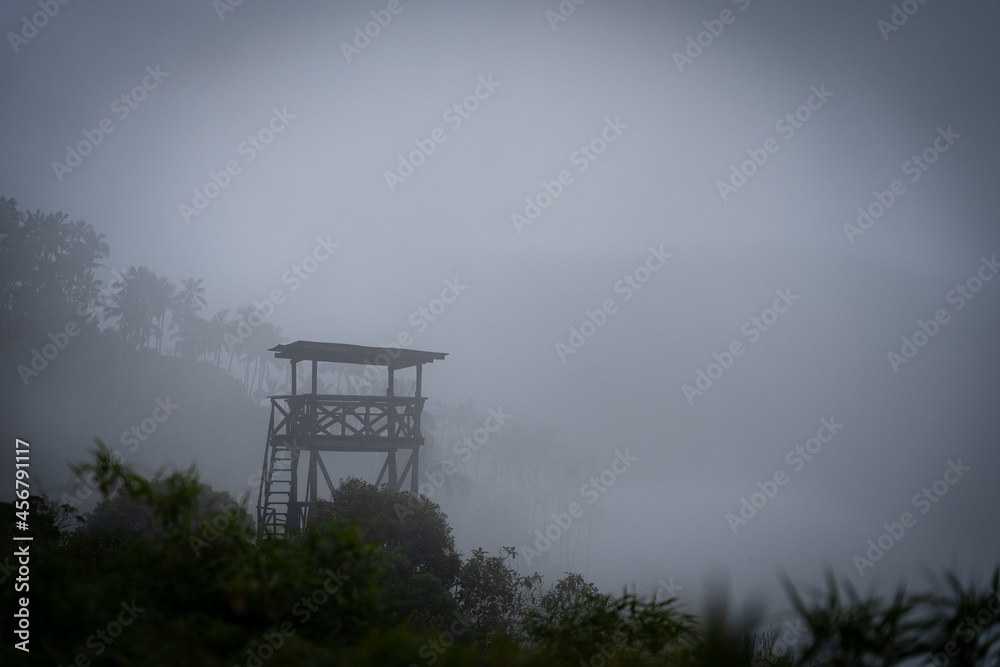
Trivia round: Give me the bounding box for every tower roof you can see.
[269,340,447,369]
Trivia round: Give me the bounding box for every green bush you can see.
[4,441,999,667]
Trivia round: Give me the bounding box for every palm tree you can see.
[107,266,154,349]
[175,278,207,313]
[206,310,235,369]
[232,305,282,397]
[149,273,175,354]
[232,305,256,388]
[174,315,218,362]
[248,322,282,395]
[105,266,176,352]
[170,278,208,356]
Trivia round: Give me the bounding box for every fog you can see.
[2,0,999,622]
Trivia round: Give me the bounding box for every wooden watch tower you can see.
[256,341,447,537]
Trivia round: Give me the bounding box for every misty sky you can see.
[3,0,999,615]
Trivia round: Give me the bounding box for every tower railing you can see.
[269,394,425,442]
[257,394,428,537]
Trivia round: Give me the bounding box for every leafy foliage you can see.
[0,197,109,347]
[312,476,462,588]
[0,494,83,546]
[2,442,1000,666]
[781,568,928,666]
[921,567,1000,666]
[525,582,700,666]
[454,546,544,646]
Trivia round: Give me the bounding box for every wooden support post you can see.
[388,449,398,491]
[413,365,423,493]
[306,450,318,527]
[410,447,419,493]
[317,455,336,496]
[387,365,396,435]
[290,360,297,395]
[311,359,318,395]
[289,447,300,530]
[376,455,390,487]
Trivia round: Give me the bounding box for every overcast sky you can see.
[3,0,999,613]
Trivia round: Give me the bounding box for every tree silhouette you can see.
[173,314,209,361]
[149,273,175,353]
[208,309,235,369]
[231,305,282,396]
[107,266,150,349]
[107,266,151,349]
[106,266,176,353]
[312,476,463,589]
[0,197,108,349]
[170,278,208,358]
[175,277,207,313]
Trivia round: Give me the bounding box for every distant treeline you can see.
[1,195,284,399]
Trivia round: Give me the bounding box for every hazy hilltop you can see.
[3,0,1000,663]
